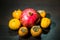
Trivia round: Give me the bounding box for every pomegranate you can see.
[20,8,38,28]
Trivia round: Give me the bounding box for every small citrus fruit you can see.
[9,19,21,30]
[41,18,51,28]
[37,10,46,17]
[12,9,22,19]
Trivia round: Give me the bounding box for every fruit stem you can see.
[21,28,26,33]
[29,12,33,16]
[33,27,39,32]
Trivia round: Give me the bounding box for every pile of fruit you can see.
[8,8,51,37]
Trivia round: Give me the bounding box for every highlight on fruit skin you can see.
[12,9,22,19]
[8,19,21,30]
[41,18,51,28]
[18,27,28,37]
[37,10,46,17]
[30,26,42,37]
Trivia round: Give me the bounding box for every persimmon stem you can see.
[21,28,26,33]
[33,27,39,32]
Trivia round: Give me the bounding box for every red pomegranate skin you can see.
[21,8,38,27]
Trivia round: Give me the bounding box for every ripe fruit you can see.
[30,26,42,37]
[9,19,21,30]
[41,18,51,28]
[18,27,28,37]
[21,8,38,27]
[12,9,22,19]
[37,10,46,17]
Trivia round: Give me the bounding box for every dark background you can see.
[0,0,60,40]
